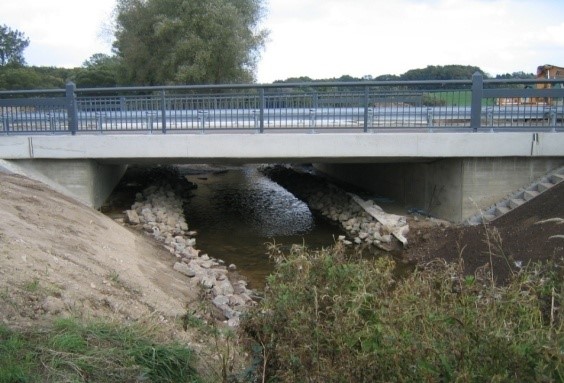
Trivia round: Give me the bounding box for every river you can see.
[103,164,346,288]
[177,164,345,288]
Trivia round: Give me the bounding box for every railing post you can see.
[470,72,483,132]
[198,110,207,133]
[2,115,9,134]
[367,108,374,132]
[259,88,265,133]
[486,107,494,132]
[65,82,79,135]
[160,90,167,133]
[426,108,434,132]
[95,112,104,133]
[146,112,155,133]
[363,85,369,132]
[549,107,556,132]
[252,110,259,132]
[309,108,316,133]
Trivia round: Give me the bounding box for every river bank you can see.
[1,163,561,380]
[123,178,256,326]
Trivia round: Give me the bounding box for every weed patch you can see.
[243,243,562,382]
[0,317,201,383]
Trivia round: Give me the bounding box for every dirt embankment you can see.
[1,168,562,332]
[0,172,200,329]
[405,181,564,283]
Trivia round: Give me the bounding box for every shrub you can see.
[243,243,562,382]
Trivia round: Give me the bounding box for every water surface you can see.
[180,165,344,287]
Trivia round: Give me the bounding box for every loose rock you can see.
[124,179,255,325]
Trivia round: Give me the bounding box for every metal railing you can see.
[1,73,563,135]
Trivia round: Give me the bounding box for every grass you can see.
[243,243,562,382]
[0,317,201,383]
[22,278,40,293]
[422,90,496,107]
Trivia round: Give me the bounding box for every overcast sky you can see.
[3,0,563,83]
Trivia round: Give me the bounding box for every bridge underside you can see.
[316,158,564,222]
[1,132,563,219]
[0,159,126,209]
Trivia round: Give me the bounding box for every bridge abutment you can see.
[1,159,127,209]
[315,157,564,222]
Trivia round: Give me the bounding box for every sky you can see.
[3,0,564,83]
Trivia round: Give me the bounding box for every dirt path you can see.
[0,172,199,329]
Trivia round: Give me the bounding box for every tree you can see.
[495,71,534,80]
[0,67,69,90]
[113,0,267,85]
[400,65,486,81]
[74,53,121,87]
[0,25,29,67]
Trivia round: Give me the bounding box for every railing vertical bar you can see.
[259,88,265,133]
[161,90,167,133]
[363,86,369,132]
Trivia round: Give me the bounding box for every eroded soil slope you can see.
[0,172,198,329]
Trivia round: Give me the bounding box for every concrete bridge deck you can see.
[2,131,563,164]
[1,131,563,224]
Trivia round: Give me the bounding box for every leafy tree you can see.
[495,71,534,79]
[74,53,121,87]
[113,0,268,85]
[0,25,29,67]
[0,67,68,90]
[400,65,486,81]
[374,74,400,81]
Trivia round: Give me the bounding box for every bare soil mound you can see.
[406,181,564,282]
[0,172,198,329]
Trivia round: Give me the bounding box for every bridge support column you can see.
[1,159,127,209]
[315,157,564,222]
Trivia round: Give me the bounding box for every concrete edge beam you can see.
[0,132,563,163]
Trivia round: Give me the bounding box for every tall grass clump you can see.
[0,318,201,383]
[243,243,562,382]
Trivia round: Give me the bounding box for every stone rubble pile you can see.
[262,165,409,251]
[124,183,254,327]
[309,190,409,251]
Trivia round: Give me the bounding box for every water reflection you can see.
[180,165,343,287]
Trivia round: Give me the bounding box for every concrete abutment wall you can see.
[315,157,564,222]
[1,159,127,209]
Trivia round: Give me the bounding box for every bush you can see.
[243,243,562,382]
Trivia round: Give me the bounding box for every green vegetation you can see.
[0,317,201,383]
[113,0,268,85]
[243,243,562,382]
[0,25,29,67]
[422,90,500,107]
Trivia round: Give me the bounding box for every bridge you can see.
[1,73,563,222]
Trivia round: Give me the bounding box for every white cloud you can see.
[257,0,564,81]
[3,0,116,67]
[2,0,564,80]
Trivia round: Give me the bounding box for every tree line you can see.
[0,0,267,90]
[0,0,534,91]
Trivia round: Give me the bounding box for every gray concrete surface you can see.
[316,157,564,222]
[0,132,563,163]
[1,159,126,209]
[1,132,563,216]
